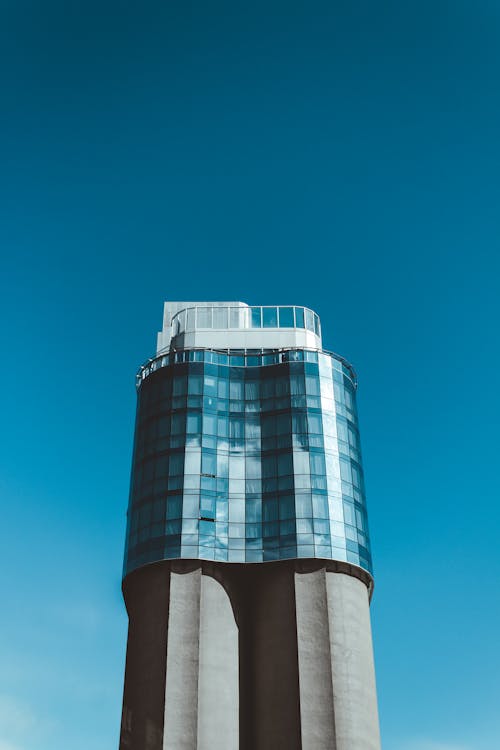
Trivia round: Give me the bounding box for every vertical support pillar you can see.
[162,566,239,750]
[163,570,202,750]
[197,575,239,750]
[120,566,170,750]
[326,573,381,750]
[295,568,336,750]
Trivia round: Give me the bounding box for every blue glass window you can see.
[312,494,329,518]
[213,307,228,328]
[229,308,242,328]
[340,458,352,483]
[295,493,312,518]
[278,307,294,327]
[203,450,218,476]
[263,307,278,328]
[200,496,216,519]
[310,453,326,476]
[295,307,305,328]
[187,412,201,433]
[279,496,295,520]
[251,307,262,327]
[197,307,212,327]
[169,453,184,476]
[166,496,182,519]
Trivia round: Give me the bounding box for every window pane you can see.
[251,307,262,327]
[200,495,215,518]
[295,494,312,518]
[263,307,278,328]
[184,451,200,474]
[308,413,322,435]
[310,453,326,475]
[197,307,212,327]
[279,307,294,327]
[169,453,184,475]
[305,375,320,395]
[229,308,243,328]
[279,496,295,520]
[166,496,182,519]
[203,413,217,435]
[187,412,201,433]
[293,451,310,474]
[213,307,228,328]
[171,412,185,434]
[305,309,315,331]
[295,307,305,328]
[202,451,217,475]
[188,374,203,395]
[312,494,329,518]
[340,458,352,483]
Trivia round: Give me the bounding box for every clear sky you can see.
[0,2,499,749]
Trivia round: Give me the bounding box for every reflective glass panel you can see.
[262,307,278,328]
[229,308,243,328]
[213,307,228,328]
[295,307,305,328]
[197,307,212,327]
[278,307,294,327]
[251,307,262,327]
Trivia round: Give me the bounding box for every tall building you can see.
[119,301,380,750]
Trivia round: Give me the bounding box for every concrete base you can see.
[119,560,380,750]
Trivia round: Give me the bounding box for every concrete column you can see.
[326,573,381,750]
[197,574,239,750]
[163,569,202,750]
[120,565,170,750]
[295,568,336,750]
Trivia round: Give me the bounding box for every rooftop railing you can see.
[170,305,321,338]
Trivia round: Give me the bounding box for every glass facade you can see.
[124,349,373,577]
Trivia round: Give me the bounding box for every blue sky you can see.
[1,1,499,748]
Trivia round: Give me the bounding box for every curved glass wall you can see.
[171,305,321,337]
[124,350,372,577]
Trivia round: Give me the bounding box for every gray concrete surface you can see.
[326,573,381,750]
[295,569,336,750]
[163,570,201,750]
[197,573,238,750]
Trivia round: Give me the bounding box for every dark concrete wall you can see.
[120,565,170,750]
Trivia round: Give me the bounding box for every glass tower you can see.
[119,302,380,750]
